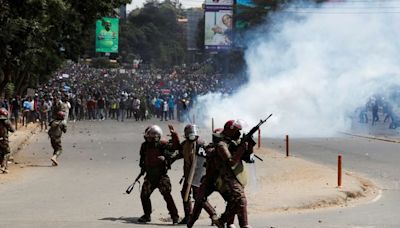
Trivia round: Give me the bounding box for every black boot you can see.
[172,216,180,225]
[179,216,188,224]
[137,214,151,223]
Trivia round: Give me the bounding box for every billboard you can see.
[236,0,257,29]
[205,0,233,6]
[205,10,233,50]
[236,0,256,7]
[95,17,119,53]
[205,0,233,51]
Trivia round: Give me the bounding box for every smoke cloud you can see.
[196,1,400,137]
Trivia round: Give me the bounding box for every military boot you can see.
[172,216,180,225]
[179,201,192,224]
[211,214,224,228]
[137,214,151,223]
[178,217,188,224]
[50,155,58,166]
[186,218,194,228]
[0,159,8,174]
[0,166,8,174]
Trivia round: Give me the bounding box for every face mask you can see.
[232,131,241,140]
[188,135,197,141]
[146,137,156,143]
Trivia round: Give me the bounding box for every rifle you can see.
[241,114,273,161]
[125,169,145,194]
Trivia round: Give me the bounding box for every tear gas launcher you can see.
[125,169,145,194]
[241,114,273,161]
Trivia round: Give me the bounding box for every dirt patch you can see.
[0,123,40,184]
[242,148,380,214]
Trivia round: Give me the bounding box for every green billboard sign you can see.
[95,17,119,53]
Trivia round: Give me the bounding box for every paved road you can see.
[261,136,400,228]
[0,120,174,228]
[0,119,399,227]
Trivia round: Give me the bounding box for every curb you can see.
[340,132,400,144]
[9,124,41,159]
[245,148,381,215]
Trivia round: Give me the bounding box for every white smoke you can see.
[196,1,400,137]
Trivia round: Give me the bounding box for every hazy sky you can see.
[195,1,400,137]
[127,0,203,11]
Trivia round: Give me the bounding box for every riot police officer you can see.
[0,108,15,174]
[173,124,219,225]
[216,120,253,228]
[138,124,180,224]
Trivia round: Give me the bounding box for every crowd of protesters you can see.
[0,61,246,129]
[356,93,400,129]
[4,61,397,132]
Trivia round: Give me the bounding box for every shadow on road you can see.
[99,217,177,226]
[25,164,54,168]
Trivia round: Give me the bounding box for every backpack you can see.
[48,120,63,138]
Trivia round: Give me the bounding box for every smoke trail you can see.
[196,1,400,137]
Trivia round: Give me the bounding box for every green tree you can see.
[0,0,129,95]
[119,1,186,67]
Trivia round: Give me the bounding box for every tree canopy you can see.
[0,0,332,96]
[0,0,129,95]
[119,0,186,67]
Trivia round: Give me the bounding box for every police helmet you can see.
[184,124,199,141]
[145,125,163,141]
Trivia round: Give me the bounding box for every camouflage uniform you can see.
[0,119,15,173]
[51,99,62,121]
[187,134,230,228]
[48,119,67,158]
[173,139,218,224]
[139,131,180,223]
[216,137,250,228]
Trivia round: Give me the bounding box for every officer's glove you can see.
[157,156,165,162]
[248,154,256,163]
[241,153,255,163]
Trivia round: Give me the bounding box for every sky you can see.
[127,0,203,11]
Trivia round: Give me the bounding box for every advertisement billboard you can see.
[205,0,233,6]
[236,0,256,7]
[95,17,119,53]
[204,0,233,51]
[204,10,233,50]
[235,0,258,31]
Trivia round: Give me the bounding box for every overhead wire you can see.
[181,0,400,14]
[281,10,400,14]
[282,1,400,14]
